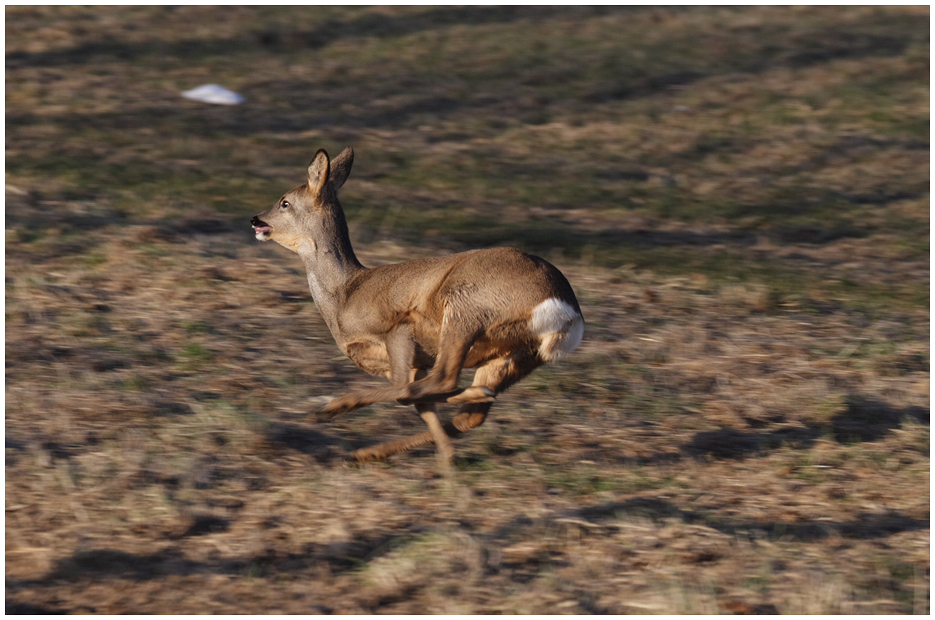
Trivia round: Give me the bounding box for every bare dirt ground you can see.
[5,6,929,613]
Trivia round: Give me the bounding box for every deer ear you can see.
[307,149,330,193]
[329,147,354,191]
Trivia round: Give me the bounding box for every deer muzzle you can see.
[251,216,272,240]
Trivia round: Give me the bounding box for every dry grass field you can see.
[5,6,929,614]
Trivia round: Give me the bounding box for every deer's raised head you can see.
[251,147,355,255]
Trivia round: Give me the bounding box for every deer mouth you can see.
[251,216,272,240]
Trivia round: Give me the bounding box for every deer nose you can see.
[250,216,265,227]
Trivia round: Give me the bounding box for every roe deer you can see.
[251,147,583,465]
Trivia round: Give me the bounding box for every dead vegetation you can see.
[5,6,929,614]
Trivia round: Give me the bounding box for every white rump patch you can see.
[528,298,584,362]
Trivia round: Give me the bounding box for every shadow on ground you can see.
[572,498,929,542]
[683,395,929,461]
[11,492,925,612]
[270,391,929,469]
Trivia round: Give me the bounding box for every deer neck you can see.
[297,216,364,340]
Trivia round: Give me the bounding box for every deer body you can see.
[326,248,580,375]
[252,148,583,465]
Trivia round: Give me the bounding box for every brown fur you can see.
[251,148,583,465]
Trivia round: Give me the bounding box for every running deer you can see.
[251,148,583,465]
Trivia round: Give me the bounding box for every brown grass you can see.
[6,5,929,614]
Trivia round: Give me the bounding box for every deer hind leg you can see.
[444,352,541,438]
[352,352,541,463]
[352,368,489,464]
[351,424,436,463]
[397,316,494,406]
[318,321,492,421]
[351,368,443,463]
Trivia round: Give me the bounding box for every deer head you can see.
[251,147,355,255]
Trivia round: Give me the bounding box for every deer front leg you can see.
[396,317,495,406]
[395,385,495,407]
[315,377,493,422]
[315,385,403,421]
[316,324,493,420]
[315,326,417,421]
[351,369,444,463]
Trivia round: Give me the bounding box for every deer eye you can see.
[280,200,290,209]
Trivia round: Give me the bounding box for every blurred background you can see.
[6,6,929,614]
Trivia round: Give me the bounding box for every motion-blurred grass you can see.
[6,6,929,614]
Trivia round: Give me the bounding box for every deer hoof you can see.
[314,408,337,422]
[315,396,357,421]
[351,447,388,463]
[447,386,495,404]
